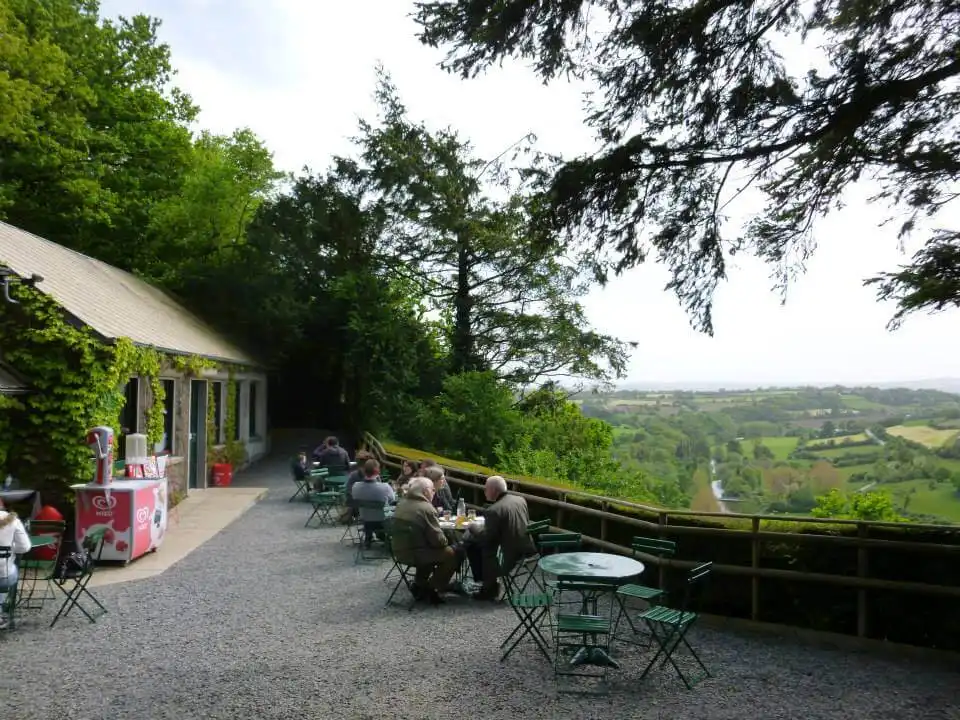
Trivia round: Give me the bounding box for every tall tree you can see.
[347,70,633,387]
[0,0,198,271]
[189,173,446,436]
[414,0,960,332]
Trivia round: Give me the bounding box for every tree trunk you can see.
[451,237,476,374]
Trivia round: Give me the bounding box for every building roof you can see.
[0,222,258,366]
[0,361,28,395]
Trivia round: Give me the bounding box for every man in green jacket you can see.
[391,476,461,605]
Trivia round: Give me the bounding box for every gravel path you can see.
[4,456,958,720]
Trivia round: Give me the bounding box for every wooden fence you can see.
[365,433,960,650]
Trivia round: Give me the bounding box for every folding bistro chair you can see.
[553,575,620,694]
[537,532,583,595]
[637,561,713,689]
[50,528,108,628]
[289,465,314,502]
[503,519,550,595]
[305,491,341,528]
[613,536,676,643]
[383,523,417,611]
[354,500,390,563]
[16,519,66,611]
[500,572,553,663]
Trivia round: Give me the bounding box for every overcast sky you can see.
[100,0,960,387]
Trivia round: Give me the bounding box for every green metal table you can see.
[539,552,645,668]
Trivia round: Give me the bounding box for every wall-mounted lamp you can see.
[0,268,44,304]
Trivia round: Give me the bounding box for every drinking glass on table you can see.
[467,509,476,521]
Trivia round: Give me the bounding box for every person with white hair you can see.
[464,475,537,601]
[0,498,31,629]
[390,476,462,605]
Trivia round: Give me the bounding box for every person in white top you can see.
[0,498,32,629]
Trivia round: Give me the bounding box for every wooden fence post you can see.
[658,511,668,589]
[751,516,761,621]
[857,522,869,638]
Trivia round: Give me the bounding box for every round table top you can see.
[538,551,645,582]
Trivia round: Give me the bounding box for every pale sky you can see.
[100,0,960,387]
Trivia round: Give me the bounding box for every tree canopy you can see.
[414,0,960,333]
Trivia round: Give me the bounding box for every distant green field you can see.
[866,479,960,522]
[886,424,960,448]
[807,433,871,449]
[809,445,880,459]
[757,436,799,460]
[839,396,888,411]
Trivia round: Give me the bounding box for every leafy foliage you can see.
[346,69,634,387]
[414,0,960,332]
[0,283,165,501]
[811,488,902,522]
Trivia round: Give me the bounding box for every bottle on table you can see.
[456,497,466,519]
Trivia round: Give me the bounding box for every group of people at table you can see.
[296,437,537,606]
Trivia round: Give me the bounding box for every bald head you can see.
[484,475,508,502]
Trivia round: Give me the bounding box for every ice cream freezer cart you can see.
[72,426,169,564]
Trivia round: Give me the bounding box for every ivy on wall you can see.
[0,283,250,503]
[0,285,168,500]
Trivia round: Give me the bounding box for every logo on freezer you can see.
[135,506,151,525]
[92,495,117,511]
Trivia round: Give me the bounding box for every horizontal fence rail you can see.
[365,433,960,650]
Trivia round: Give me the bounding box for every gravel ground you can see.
[4,456,958,720]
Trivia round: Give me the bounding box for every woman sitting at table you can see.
[422,465,455,513]
[395,460,417,491]
[0,498,31,629]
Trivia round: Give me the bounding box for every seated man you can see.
[465,475,537,601]
[390,477,462,605]
[351,458,395,547]
[313,436,350,477]
[339,450,372,522]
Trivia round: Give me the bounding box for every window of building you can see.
[233,381,242,441]
[211,381,223,444]
[248,381,259,438]
[118,377,139,459]
[160,379,175,454]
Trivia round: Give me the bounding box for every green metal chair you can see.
[501,574,553,663]
[354,500,391,563]
[637,561,713,689]
[538,533,584,599]
[613,536,677,643]
[304,490,340,528]
[503,519,552,595]
[290,464,319,502]
[16,519,66,611]
[383,521,418,611]
[552,575,621,693]
[50,528,108,628]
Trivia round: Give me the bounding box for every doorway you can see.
[188,379,207,489]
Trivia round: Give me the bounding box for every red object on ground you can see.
[32,505,65,560]
[211,463,233,487]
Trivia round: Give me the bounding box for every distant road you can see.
[864,428,886,446]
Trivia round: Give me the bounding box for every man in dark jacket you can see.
[391,477,461,605]
[313,436,350,478]
[465,475,537,600]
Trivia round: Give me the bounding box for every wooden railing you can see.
[365,433,960,650]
